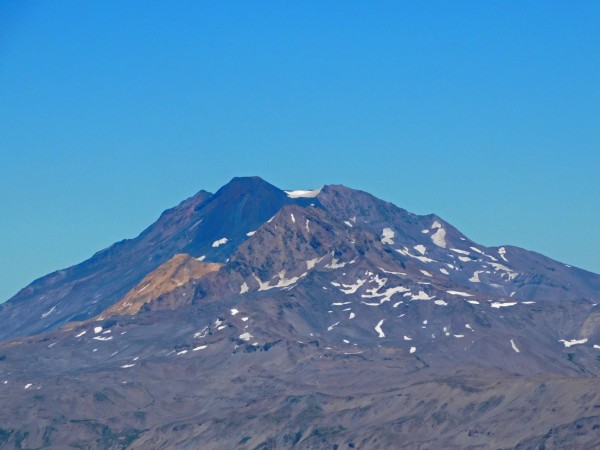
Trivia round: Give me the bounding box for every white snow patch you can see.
[369,285,409,303]
[92,336,113,341]
[306,256,322,270]
[240,282,249,294]
[239,332,253,341]
[327,321,340,331]
[440,268,450,275]
[450,248,470,255]
[395,247,434,263]
[431,227,447,248]
[446,290,473,297]
[378,267,406,276]
[434,299,448,306]
[374,320,385,338]
[489,262,519,281]
[290,213,296,223]
[196,255,206,261]
[469,271,483,283]
[41,305,57,319]
[458,256,472,262]
[305,219,310,233]
[176,350,188,355]
[413,245,427,255]
[253,272,306,291]
[420,270,433,277]
[467,300,480,305]
[325,256,346,269]
[246,231,256,237]
[511,339,520,353]
[411,290,434,301]
[137,283,151,293]
[338,279,366,294]
[454,334,464,338]
[285,189,321,198]
[344,220,353,227]
[381,228,395,245]
[410,347,416,354]
[230,308,239,316]
[491,302,518,308]
[75,330,87,338]
[94,327,103,334]
[332,301,352,306]
[432,220,442,229]
[349,312,355,319]
[559,338,588,348]
[212,237,228,248]
[498,247,508,262]
[194,326,209,339]
[24,383,32,389]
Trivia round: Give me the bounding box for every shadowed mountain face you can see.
[1,177,600,449]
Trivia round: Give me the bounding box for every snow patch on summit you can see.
[285,189,321,198]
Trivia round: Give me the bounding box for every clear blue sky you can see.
[1,1,599,301]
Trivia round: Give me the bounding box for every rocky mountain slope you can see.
[0,177,313,339]
[0,176,599,449]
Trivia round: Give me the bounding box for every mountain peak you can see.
[216,176,280,195]
[2,177,600,448]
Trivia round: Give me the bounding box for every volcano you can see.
[1,177,599,449]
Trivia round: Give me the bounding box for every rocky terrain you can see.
[0,176,599,449]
